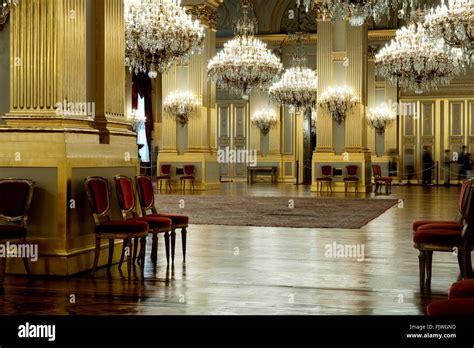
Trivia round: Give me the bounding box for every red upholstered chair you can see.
[136,175,190,263]
[427,279,474,315]
[413,179,474,292]
[449,279,474,299]
[412,180,471,233]
[344,165,359,193]
[427,298,474,315]
[317,166,333,192]
[84,176,149,277]
[0,179,34,287]
[372,165,392,194]
[114,175,172,265]
[157,165,172,191]
[180,165,196,191]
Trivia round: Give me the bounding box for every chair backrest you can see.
[458,180,472,216]
[460,179,474,241]
[372,165,382,178]
[346,165,358,177]
[0,179,35,227]
[322,166,332,177]
[135,175,157,216]
[114,175,137,219]
[183,165,195,176]
[161,164,171,176]
[84,176,112,225]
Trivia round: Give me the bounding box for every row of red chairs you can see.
[412,179,473,293]
[412,179,474,314]
[84,175,189,277]
[317,164,392,194]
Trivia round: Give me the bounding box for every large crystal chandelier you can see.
[0,0,19,29]
[125,0,205,78]
[375,24,466,93]
[318,86,359,124]
[269,33,318,111]
[207,0,283,99]
[163,91,201,126]
[251,109,278,135]
[367,106,396,134]
[424,0,474,63]
[303,0,435,26]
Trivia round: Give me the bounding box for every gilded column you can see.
[345,23,368,151]
[367,48,376,155]
[384,79,398,155]
[315,18,333,152]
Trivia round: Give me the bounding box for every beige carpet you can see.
[155,195,398,229]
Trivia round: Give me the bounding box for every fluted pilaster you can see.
[316,19,333,152]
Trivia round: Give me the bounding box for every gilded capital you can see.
[186,1,221,30]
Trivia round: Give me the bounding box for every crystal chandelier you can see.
[296,0,315,13]
[163,91,200,126]
[251,109,278,135]
[424,0,474,63]
[127,109,147,132]
[125,0,205,78]
[318,86,359,124]
[0,0,19,29]
[375,24,466,94]
[207,0,283,99]
[315,0,434,26]
[269,33,318,111]
[367,106,396,134]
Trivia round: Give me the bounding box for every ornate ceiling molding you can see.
[185,0,223,31]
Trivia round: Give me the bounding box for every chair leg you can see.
[22,257,30,275]
[182,228,187,262]
[164,232,170,265]
[457,250,465,278]
[418,250,426,292]
[344,182,347,193]
[119,239,127,270]
[126,238,132,278]
[159,180,162,191]
[132,237,139,263]
[107,239,114,271]
[0,256,6,287]
[139,237,147,267]
[425,251,433,288]
[92,237,101,275]
[171,229,176,264]
[168,179,172,191]
[151,233,158,262]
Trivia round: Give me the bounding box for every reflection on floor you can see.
[0,184,463,315]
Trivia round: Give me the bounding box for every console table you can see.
[247,166,277,184]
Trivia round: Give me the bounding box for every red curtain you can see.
[131,73,153,158]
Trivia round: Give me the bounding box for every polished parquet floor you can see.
[0,184,464,315]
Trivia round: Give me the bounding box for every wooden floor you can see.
[0,184,464,315]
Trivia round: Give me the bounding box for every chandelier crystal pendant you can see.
[367,106,396,134]
[375,24,466,94]
[163,91,201,127]
[318,86,359,124]
[424,0,474,63]
[125,0,205,79]
[251,109,278,136]
[269,33,318,112]
[0,0,19,29]
[207,0,283,100]
[296,0,315,13]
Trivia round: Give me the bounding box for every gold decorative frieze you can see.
[186,3,219,30]
[332,51,347,62]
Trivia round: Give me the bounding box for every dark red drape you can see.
[131,73,153,157]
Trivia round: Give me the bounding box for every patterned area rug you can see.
[155,195,398,229]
